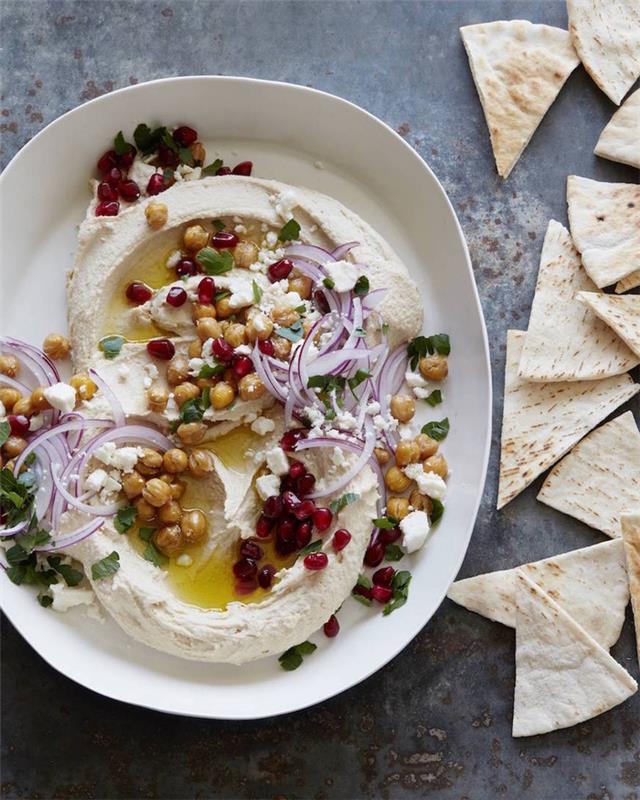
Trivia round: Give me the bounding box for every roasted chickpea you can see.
[183,224,209,251]
[223,368,238,391]
[30,387,52,412]
[173,382,200,407]
[190,142,206,163]
[0,388,21,410]
[12,397,33,417]
[0,354,19,377]
[163,448,188,474]
[272,336,292,360]
[238,373,266,401]
[121,470,145,499]
[423,453,448,479]
[384,465,412,493]
[188,449,214,478]
[387,496,410,520]
[142,477,172,508]
[145,200,168,229]
[70,373,97,401]
[415,433,439,460]
[166,356,189,386]
[156,472,174,484]
[210,381,235,410]
[180,509,207,544]
[374,447,390,466]
[42,333,71,361]
[3,436,27,458]
[196,377,216,390]
[137,448,164,476]
[216,297,234,319]
[158,500,183,525]
[153,524,184,556]
[395,439,421,467]
[176,422,207,445]
[288,275,313,299]
[245,313,273,342]
[389,394,415,423]
[147,384,168,413]
[188,339,203,358]
[192,302,217,321]
[169,480,186,500]
[135,497,156,521]
[197,318,222,342]
[409,489,433,515]
[419,354,448,382]
[224,323,247,348]
[234,241,259,269]
[272,306,299,328]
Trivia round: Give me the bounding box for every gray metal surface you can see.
[1,1,638,798]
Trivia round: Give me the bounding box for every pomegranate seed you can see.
[256,514,272,538]
[296,473,316,497]
[268,258,294,282]
[212,337,234,363]
[314,289,330,314]
[281,490,300,512]
[235,578,257,595]
[233,557,257,580]
[380,526,402,545]
[279,475,295,493]
[258,564,276,589]
[280,428,307,451]
[262,495,283,520]
[373,566,395,587]
[277,515,296,543]
[211,231,239,250]
[97,181,118,202]
[117,148,136,169]
[95,201,119,217]
[239,540,262,562]
[288,461,305,480]
[97,149,118,173]
[293,499,316,521]
[312,507,333,532]
[353,583,372,601]
[172,125,198,147]
[147,173,166,195]
[232,160,253,176]
[295,521,313,548]
[146,338,175,360]
[332,529,352,552]
[165,286,187,307]
[8,415,29,437]
[371,585,393,603]
[304,552,328,571]
[276,538,297,556]
[119,179,141,202]
[176,258,198,277]
[157,143,179,167]
[126,282,152,304]
[197,276,215,304]
[258,339,275,356]
[216,166,232,175]
[232,355,253,378]
[323,614,340,638]
[364,541,385,567]
[106,167,122,188]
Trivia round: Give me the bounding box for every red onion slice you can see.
[51,463,124,517]
[331,241,359,260]
[88,368,126,427]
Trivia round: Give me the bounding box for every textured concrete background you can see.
[1,1,639,798]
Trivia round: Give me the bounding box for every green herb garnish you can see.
[198,362,225,379]
[384,544,404,562]
[424,389,443,407]
[430,498,444,526]
[252,280,263,303]
[352,573,373,606]
[383,570,412,616]
[407,333,450,370]
[143,542,168,568]
[0,421,10,448]
[353,275,369,297]
[114,506,137,534]
[323,277,335,290]
[138,526,155,542]
[278,218,301,242]
[91,551,120,581]
[421,418,449,442]
[201,386,211,410]
[201,159,223,178]
[275,321,304,343]
[180,397,205,423]
[329,492,359,515]
[48,556,84,587]
[133,123,169,154]
[38,594,53,608]
[99,335,125,360]
[113,130,133,156]
[373,516,399,530]
[196,247,234,275]
[299,540,323,556]
[278,640,317,671]
[347,369,371,393]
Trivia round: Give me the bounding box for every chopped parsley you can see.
[298,540,323,556]
[347,369,371,393]
[384,544,404,562]
[91,551,120,581]
[133,123,170,154]
[138,526,155,542]
[407,333,451,370]
[278,218,301,242]
[352,573,373,606]
[215,289,231,303]
[201,159,224,177]
[421,418,449,442]
[143,541,168,568]
[5,518,54,588]
[47,556,84,587]
[198,362,225,379]
[212,218,225,231]
[383,570,411,616]
[430,498,444,526]
[114,506,137,534]
[179,397,205,423]
[323,277,335,290]
[308,374,346,394]
[329,492,359,515]
[38,594,54,608]
[196,247,234,275]
[99,335,125,360]
[201,386,211,410]
[252,280,263,304]
[278,640,317,671]
[275,321,304,343]
[373,516,399,530]
[0,421,10,448]
[113,130,134,156]
[353,275,370,297]
[1,466,37,527]
[424,389,443,407]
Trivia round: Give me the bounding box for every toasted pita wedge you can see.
[595,89,640,168]
[567,176,640,288]
[567,0,640,105]
[577,292,640,358]
[448,540,628,648]
[513,571,637,737]
[460,20,579,178]
[519,220,638,381]
[497,331,638,508]
[616,271,640,294]
[538,411,640,538]
[621,513,640,666]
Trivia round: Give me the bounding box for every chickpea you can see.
[147,384,168,413]
[163,448,188,474]
[196,377,216,390]
[224,323,247,349]
[30,387,51,412]
[192,303,217,321]
[197,318,222,342]
[166,356,189,386]
[158,500,183,525]
[238,373,266,401]
[272,306,299,328]
[3,436,27,458]
[157,472,174,484]
[135,497,156,521]
[70,373,97,401]
[169,480,186,500]
[177,422,207,445]
[384,465,412,493]
[180,509,207,544]
[190,142,206,164]
[188,449,214,478]
[387,496,410,520]
[188,338,203,358]
[245,313,273,342]
[234,241,259,269]
[415,433,439,460]
[142,477,172,508]
[419,354,448,382]
[210,381,235,410]
[137,448,163,476]
[121,470,146,499]
[173,382,200,407]
[390,394,415,423]
[153,524,184,556]
[223,368,238,391]
[145,200,168,229]
[272,336,292,360]
[183,224,209,251]
[423,453,448,479]
[409,489,433,515]
[12,397,33,417]
[374,447,390,466]
[0,388,21,410]
[42,333,71,361]
[288,275,313,299]
[0,354,19,378]
[216,297,234,319]
[395,439,421,467]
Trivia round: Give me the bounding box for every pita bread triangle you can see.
[616,271,640,295]
[460,20,579,178]
[497,330,639,509]
[567,175,640,288]
[512,570,637,737]
[518,220,638,381]
[577,292,640,358]
[568,0,640,105]
[447,539,629,648]
[621,513,640,667]
[538,411,640,538]
[594,88,640,169]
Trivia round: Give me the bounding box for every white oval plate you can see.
[0,77,491,719]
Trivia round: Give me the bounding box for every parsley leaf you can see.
[275,321,304,343]
[430,498,444,526]
[114,506,137,534]
[38,593,53,608]
[198,362,225,379]
[353,275,370,297]
[215,289,230,303]
[307,375,346,394]
[48,556,85,587]
[278,640,317,671]
[299,540,322,556]
[406,333,451,369]
[278,218,301,242]
[1,467,36,526]
[113,130,133,156]
[252,280,263,303]
[352,573,373,606]
[201,386,211,410]
[329,492,359,515]
[91,551,120,581]
[347,369,371,393]
[383,570,412,616]
[323,277,335,290]
[133,123,168,154]
[0,421,9,448]
[196,247,234,275]
[99,335,125,360]
[180,397,204,423]
[421,418,449,442]
[138,526,155,542]
[373,516,399,530]
[384,544,404,562]
[201,159,223,177]
[178,147,195,166]
[143,541,168,568]
[424,389,442,407]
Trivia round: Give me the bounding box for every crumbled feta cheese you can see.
[256,473,281,500]
[266,446,289,476]
[331,447,346,467]
[253,314,272,335]
[366,401,381,416]
[50,582,95,613]
[400,510,430,553]
[166,250,182,269]
[188,357,205,376]
[0,401,5,421]
[405,369,428,389]
[101,472,122,497]
[271,189,298,221]
[94,442,117,465]
[110,447,142,473]
[413,387,432,400]
[304,405,325,428]
[398,424,415,440]
[373,413,398,434]
[43,382,76,413]
[251,416,276,436]
[176,554,193,567]
[29,413,45,431]
[143,362,159,389]
[229,284,254,310]
[85,468,108,492]
[265,231,278,247]
[324,260,358,293]
[334,410,357,431]
[403,463,447,499]
[234,344,252,356]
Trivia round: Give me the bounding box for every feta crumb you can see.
[29,413,45,431]
[266,446,289,476]
[398,424,415,440]
[405,369,428,389]
[101,471,122,498]
[413,387,432,400]
[265,231,278,247]
[176,554,193,567]
[166,250,182,269]
[235,224,247,235]
[143,362,159,389]
[229,284,254,310]
[403,463,447,499]
[331,446,346,467]
[366,401,381,416]
[94,442,117,465]
[50,582,95,613]
[85,468,108,492]
[251,416,276,436]
[253,314,271,335]
[43,382,77,413]
[373,413,398,434]
[256,473,281,500]
[304,405,325,428]
[188,357,205,376]
[110,447,142,473]
[234,344,252,356]
[400,510,430,553]
[334,410,357,431]
[324,260,358,293]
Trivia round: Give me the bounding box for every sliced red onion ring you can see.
[1,338,59,388]
[75,424,174,475]
[36,518,105,553]
[51,463,123,517]
[0,374,32,394]
[285,243,336,264]
[331,241,359,260]
[13,418,113,475]
[0,519,29,539]
[88,368,126,427]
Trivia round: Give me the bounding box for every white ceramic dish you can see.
[0,77,491,719]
